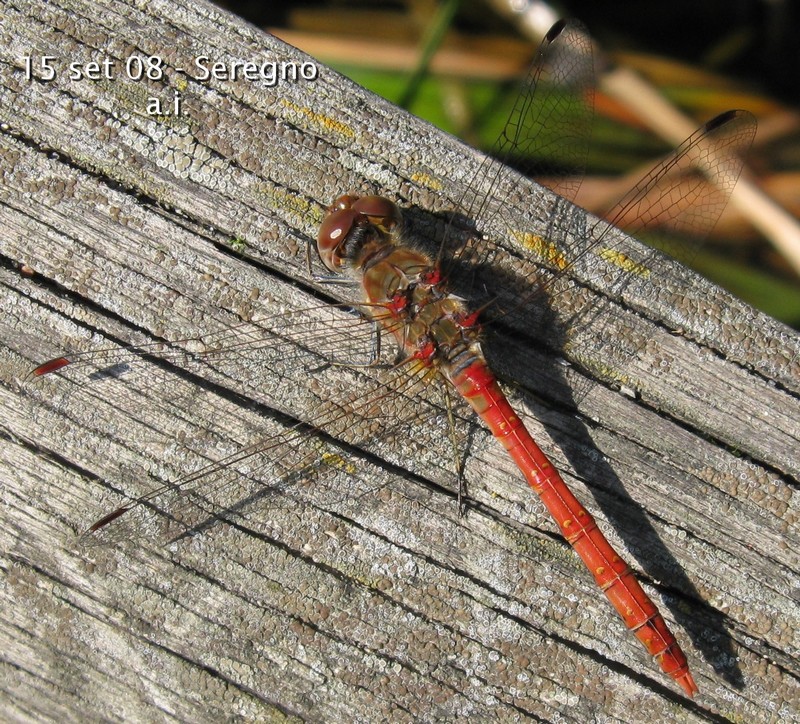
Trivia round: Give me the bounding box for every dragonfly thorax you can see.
[363,248,485,379]
[319,194,487,378]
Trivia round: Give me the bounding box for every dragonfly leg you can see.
[334,320,384,368]
[308,320,386,371]
[313,274,362,287]
[306,234,362,285]
[445,384,469,516]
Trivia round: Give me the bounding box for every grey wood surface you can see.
[1,0,798,721]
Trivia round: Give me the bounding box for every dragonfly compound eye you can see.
[317,207,360,271]
[352,195,402,231]
[328,194,359,213]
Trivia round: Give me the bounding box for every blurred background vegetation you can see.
[216,0,800,329]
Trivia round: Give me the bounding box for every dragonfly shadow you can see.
[450,221,746,691]
[84,419,404,552]
[163,478,286,546]
[87,362,133,381]
[171,434,410,546]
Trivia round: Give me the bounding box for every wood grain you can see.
[1,0,798,721]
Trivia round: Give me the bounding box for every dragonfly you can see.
[30,20,756,697]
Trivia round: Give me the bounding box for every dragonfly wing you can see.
[75,349,473,547]
[595,109,758,277]
[466,111,757,386]
[441,19,595,278]
[27,302,382,407]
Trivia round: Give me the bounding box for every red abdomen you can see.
[450,358,698,697]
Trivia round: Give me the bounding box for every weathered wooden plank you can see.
[1,0,798,721]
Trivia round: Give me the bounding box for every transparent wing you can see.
[29,302,475,546]
[459,19,595,215]
[598,109,758,269]
[440,19,595,272]
[30,303,380,388]
[458,109,756,336]
[433,16,754,339]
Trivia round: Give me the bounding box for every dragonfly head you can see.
[317,194,402,272]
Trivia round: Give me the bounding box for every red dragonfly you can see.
[31,20,756,697]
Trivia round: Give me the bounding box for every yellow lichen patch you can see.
[280,98,355,139]
[321,452,357,475]
[594,365,629,388]
[505,525,579,567]
[256,184,316,222]
[566,348,631,390]
[597,247,651,277]
[410,172,443,191]
[511,231,568,270]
